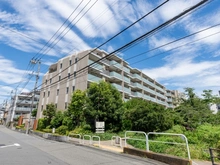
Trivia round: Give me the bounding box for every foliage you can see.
[174,88,213,129]
[56,125,68,135]
[31,109,37,117]
[85,81,123,131]
[50,111,64,128]
[37,118,48,130]
[66,90,87,128]
[42,128,52,133]
[122,98,173,132]
[43,103,56,125]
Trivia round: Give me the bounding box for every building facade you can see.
[8,91,40,122]
[37,49,178,119]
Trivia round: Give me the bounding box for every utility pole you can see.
[26,60,41,134]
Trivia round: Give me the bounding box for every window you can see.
[48,91,50,97]
[50,78,52,84]
[69,60,72,66]
[60,63,62,69]
[74,71,76,77]
[59,76,61,81]
[55,104,57,108]
[66,87,69,94]
[68,73,70,79]
[65,102,67,109]
[75,58,78,63]
[72,86,75,91]
[43,92,45,97]
[45,79,47,85]
[57,89,59,95]
[41,105,43,111]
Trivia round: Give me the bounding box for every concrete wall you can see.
[123,147,192,165]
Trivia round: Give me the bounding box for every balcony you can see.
[124,76,130,84]
[143,86,155,95]
[17,100,38,105]
[155,86,165,93]
[110,71,122,81]
[88,74,102,82]
[131,91,142,98]
[156,92,166,99]
[123,67,130,74]
[167,98,173,102]
[124,86,130,94]
[143,78,156,88]
[110,60,122,69]
[88,60,103,71]
[130,82,142,89]
[15,107,31,112]
[111,83,122,91]
[132,73,142,80]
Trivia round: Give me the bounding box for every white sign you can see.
[96,121,105,129]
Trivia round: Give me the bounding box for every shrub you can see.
[42,129,52,133]
[37,118,47,130]
[56,125,68,135]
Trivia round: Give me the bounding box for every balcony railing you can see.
[143,86,155,95]
[110,72,122,80]
[88,74,102,82]
[124,87,130,94]
[111,83,122,91]
[123,67,130,74]
[131,82,142,89]
[124,76,130,83]
[132,73,142,80]
[131,91,142,97]
[15,107,32,112]
[89,60,103,70]
[110,60,122,69]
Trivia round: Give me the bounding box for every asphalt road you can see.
[0,126,167,165]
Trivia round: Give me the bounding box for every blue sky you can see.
[0,0,220,104]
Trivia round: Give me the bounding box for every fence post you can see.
[209,148,215,165]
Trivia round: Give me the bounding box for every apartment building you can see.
[37,49,177,119]
[8,91,40,121]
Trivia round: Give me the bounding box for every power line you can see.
[39,21,219,93]
[35,0,170,92]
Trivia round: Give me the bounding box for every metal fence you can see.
[209,148,220,165]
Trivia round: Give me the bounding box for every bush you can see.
[42,129,52,133]
[37,118,47,130]
[56,125,68,135]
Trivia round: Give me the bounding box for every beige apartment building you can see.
[37,49,178,119]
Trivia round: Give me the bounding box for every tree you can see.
[66,90,87,128]
[175,88,213,129]
[50,111,64,128]
[122,98,173,132]
[43,103,56,126]
[31,109,37,118]
[85,81,123,131]
[202,90,214,104]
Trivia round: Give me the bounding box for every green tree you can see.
[202,89,214,104]
[50,111,64,128]
[31,109,37,118]
[122,98,173,132]
[85,81,123,132]
[66,90,87,129]
[43,103,56,126]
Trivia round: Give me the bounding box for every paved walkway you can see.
[69,137,213,165]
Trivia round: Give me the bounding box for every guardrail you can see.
[147,132,191,160]
[68,133,81,144]
[83,135,92,145]
[92,136,100,147]
[125,131,148,151]
[111,136,122,148]
[209,148,220,165]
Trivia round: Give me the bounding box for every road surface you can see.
[0,126,167,165]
